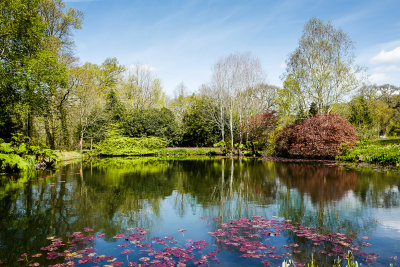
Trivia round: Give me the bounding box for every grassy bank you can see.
[55,151,84,161]
[157,147,221,156]
[339,138,400,166]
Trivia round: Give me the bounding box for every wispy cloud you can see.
[369,72,390,84]
[126,64,156,74]
[371,46,400,63]
[369,64,400,84]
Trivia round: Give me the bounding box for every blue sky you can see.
[66,0,400,96]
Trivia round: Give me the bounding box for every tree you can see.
[122,108,179,146]
[38,0,83,148]
[351,84,400,137]
[121,63,165,110]
[276,114,357,158]
[242,111,277,155]
[69,63,104,151]
[210,52,264,150]
[100,57,125,92]
[38,0,83,54]
[104,89,126,122]
[282,17,361,113]
[168,82,191,127]
[348,96,372,139]
[181,96,221,147]
[308,102,318,117]
[0,0,83,149]
[0,0,46,139]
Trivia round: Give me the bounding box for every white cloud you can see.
[372,65,400,73]
[369,73,390,83]
[126,64,156,74]
[371,47,400,64]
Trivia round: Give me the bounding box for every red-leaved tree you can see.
[243,111,277,143]
[275,114,357,158]
[242,111,277,154]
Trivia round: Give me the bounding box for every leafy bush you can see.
[0,154,34,172]
[0,142,13,154]
[339,142,400,165]
[181,98,222,147]
[0,134,59,172]
[122,108,180,147]
[96,129,166,156]
[276,114,357,158]
[213,140,227,154]
[387,124,400,137]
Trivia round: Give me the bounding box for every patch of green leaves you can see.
[96,129,166,156]
[339,139,400,165]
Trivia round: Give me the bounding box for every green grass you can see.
[55,151,84,161]
[339,138,400,166]
[157,147,221,156]
[362,138,400,146]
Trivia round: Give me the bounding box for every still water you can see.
[0,157,400,266]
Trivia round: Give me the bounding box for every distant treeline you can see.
[1,1,399,155]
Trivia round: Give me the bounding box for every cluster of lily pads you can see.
[2,216,398,266]
[208,216,379,266]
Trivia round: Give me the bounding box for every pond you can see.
[0,157,400,266]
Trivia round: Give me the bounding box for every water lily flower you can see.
[139,257,150,262]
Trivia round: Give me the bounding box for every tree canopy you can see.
[281,17,362,114]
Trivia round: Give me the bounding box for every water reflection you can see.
[276,163,358,203]
[0,157,400,265]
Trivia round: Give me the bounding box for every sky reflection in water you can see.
[0,157,399,266]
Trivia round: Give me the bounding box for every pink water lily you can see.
[121,249,131,254]
[12,217,386,267]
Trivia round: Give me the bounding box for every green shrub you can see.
[0,134,59,172]
[96,130,166,156]
[339,143,400,165]
[388,124,400,137]
[0,142,13,153]
[0,153,34,172]
[214,140,228,154]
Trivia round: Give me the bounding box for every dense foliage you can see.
[181,97,222,147]
[275,114,357,158]
[0,134,58,172]
[123,108,180,147]
[0,2,398,164]
[241,111,278,155]
[339,138,400,165]
[95,129,166,156]
[281,17,360,114]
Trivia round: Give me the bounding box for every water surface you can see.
[0,157,399,266]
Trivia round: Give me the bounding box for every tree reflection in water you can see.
[0,157,399,265]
